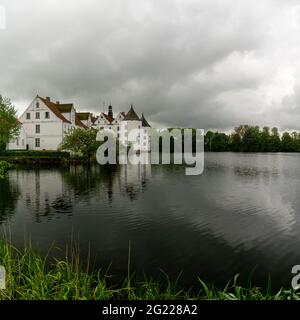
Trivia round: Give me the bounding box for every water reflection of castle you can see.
[120,162,152,200]
[6,163,152,222]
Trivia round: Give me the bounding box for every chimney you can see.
[46,96,51,101]
[56,101,60,104]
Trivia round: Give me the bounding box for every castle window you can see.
[35,138,40,148]
[45,112,50,119]
[36,112,40,119]
[36,102,39,108]
[26,113,30,120]
[36,124,40,134]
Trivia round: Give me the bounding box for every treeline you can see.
[205,125,300,152]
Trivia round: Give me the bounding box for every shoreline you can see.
[2,150,300,165]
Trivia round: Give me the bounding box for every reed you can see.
[0,239,298,300]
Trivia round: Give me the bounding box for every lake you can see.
[1,152,300,289]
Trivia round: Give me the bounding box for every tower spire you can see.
[108,103,113,118]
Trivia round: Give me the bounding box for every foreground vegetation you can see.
[0,240,299,300]
[0,161,13,179]
[0,95,20,152]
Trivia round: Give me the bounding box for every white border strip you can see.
[0,5,6,30]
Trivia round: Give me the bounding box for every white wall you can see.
[7,126,27,150]
[120,120,143,151]
[140,127,151,152]
[81,114,92,127]
[60,108,76,128]
[17,97,65,150]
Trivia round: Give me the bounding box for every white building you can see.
[8,95,87,151]
[96,104,152,152]
[8,96,152,152]
[7,122,27,150]
[77,112,93,128]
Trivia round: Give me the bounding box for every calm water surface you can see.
[1,152,300,288]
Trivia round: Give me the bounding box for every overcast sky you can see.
[1,0,300,130]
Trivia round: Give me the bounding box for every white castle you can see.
[8,95,152,152]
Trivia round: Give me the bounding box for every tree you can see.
[0,161,13,179]
[269,127,281,152]
[241,125,261,152]
[60,128,102,162]
[205,131,229,151]
[261,126,270,152]
[230,130,242,152]
[205,131,214,151]
[0,95,20,151]
[291,132,300,152]
[281,132,295,152]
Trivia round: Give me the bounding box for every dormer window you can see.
[36,102,39,108]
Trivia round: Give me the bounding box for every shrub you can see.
[0,161,13,179]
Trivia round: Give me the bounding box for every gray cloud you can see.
[1,0,300,130]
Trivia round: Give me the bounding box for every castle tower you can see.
[108,104,113,118]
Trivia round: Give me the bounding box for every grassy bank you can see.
[0,240,298,300]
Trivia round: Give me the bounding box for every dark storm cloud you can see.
[1,0,300,130]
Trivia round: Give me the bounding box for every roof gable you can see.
[92,116,99,124]
[57,104,74,113]
[100,112,114,124]
[77,112,92,121]
[75,113,88,128]
[39,96,72,124]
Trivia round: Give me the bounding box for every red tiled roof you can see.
[57,104,73,113]
[75,113,88,128]
[77,112,92,121]
[101,112,114,123]
[92,116,99,124]
[39,96,72,124]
